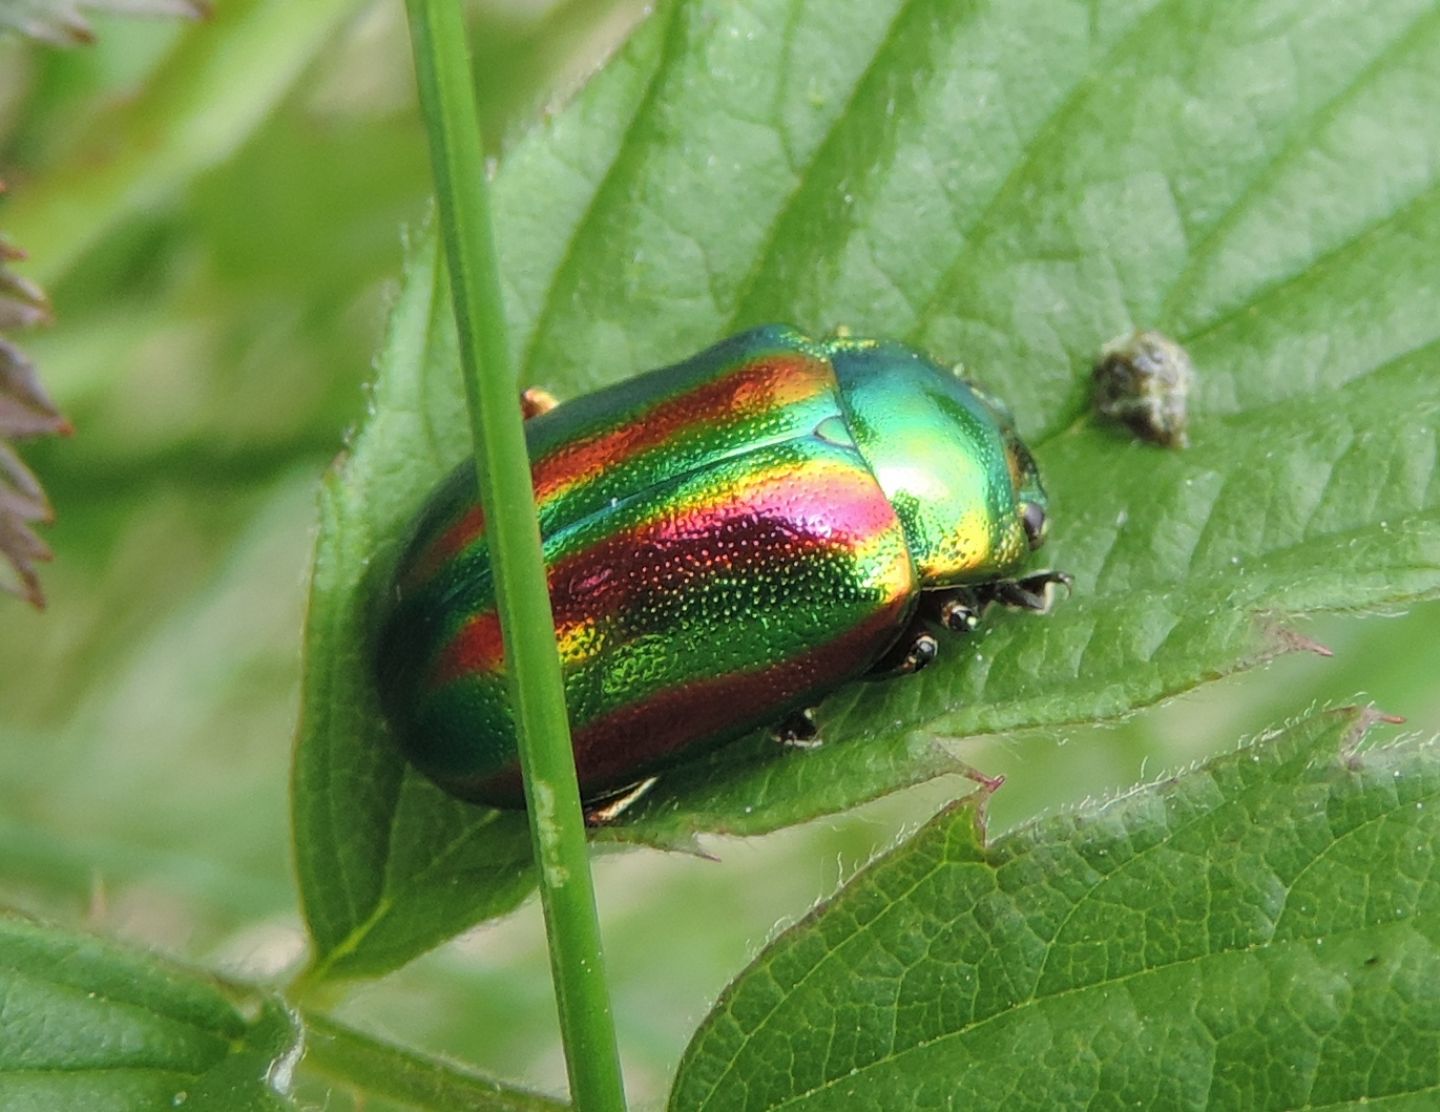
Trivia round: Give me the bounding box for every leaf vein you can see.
[722,0,921,332]
[907,0,1181,334]
[517,1,683,380]
[1160,1,1440,323]
[1179,176,1440,351]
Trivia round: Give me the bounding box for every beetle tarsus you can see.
[923,571,1068,632]
[897,631,938,674]
[867,624,940,678]
[1018,569,1073,596]
[994,570,1071,612]
[774,709,821,749]
[993,581,1047,611]
[927,588,983,633]
[583,776,658,825]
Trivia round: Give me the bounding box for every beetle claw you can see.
[992,570,1070,613]
[1019,569,1073,595]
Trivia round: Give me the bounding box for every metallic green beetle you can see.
[375,325,1064,809]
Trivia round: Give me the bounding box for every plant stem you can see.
[301,1011,570,1112]
[403,4,627,1110]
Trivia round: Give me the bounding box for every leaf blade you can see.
[294,0,1440,977]
[0,911,299,1111]
[670,707,1440,1110]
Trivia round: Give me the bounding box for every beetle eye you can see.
[1020,502,1047,550]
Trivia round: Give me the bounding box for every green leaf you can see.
[0,478,314,934]
[295,0,1440,979]
[291,13,682,984]
[670,706,1440,1110]
[0,911,299,1110]
[293,233,538,984]
[2,0,369,610]
[298,1011,569,1112]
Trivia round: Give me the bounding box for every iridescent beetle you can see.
[375,325,1066,810]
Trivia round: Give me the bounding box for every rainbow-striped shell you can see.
[375,325,1048,807]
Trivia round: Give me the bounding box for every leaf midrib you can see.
[763,916,1430,1111]
[1158,1,1440,326]
[694,747,1440,1111]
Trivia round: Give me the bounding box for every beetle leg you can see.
[991,581,1045,611]
[992,570,1071,612]
[866,619,940,679]
[924,587,984,633]
[583,776,659,826]
[773,708,821,749]
[520,386,559,419]
[1018,569,1073,596]
[920,570,1069,639]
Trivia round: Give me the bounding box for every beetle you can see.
[374,325,1066,810]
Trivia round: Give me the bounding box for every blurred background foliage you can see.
[1,1,1438,1105]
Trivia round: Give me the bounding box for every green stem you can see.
[301,1011,570,1112]
[402,5,627,1111]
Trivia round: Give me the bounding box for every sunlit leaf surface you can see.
[673,707,1440,1110]
[294,0,1440,982]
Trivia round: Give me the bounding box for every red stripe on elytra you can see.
[411,504,485,585]
[437,609,506,679]
[415,353,830,576]
[532,354,828,502]
[432,462,891,685]
[468,601,910,807]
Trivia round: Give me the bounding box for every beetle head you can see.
[828,337,1050,588]
[1003,422,1049,552]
